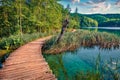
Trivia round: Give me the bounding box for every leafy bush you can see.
[0,36,22,50]
[0,32,53,50]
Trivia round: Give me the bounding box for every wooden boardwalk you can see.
[0,36,56,80]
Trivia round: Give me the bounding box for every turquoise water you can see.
[44,28,120,80]
[82,27,120,36]
[44,46,120,80]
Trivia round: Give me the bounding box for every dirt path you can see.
[0,36,56,80]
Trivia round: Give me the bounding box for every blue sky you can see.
[58,0,120,14]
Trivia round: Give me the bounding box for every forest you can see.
[83,14,120,27]
[0,0,66,38]
[0,0,120,80]
[1,0,120,50]
[70,13,120,28]
[1,0,120,39]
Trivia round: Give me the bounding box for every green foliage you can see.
[42,30,120,54]
[0,50,11,64]
[85,14,120,27]
[68,16,80,28]
[70,13,98,28]
[86,15,109,23]
[74,54,120,80]
[75,71,101,80]
[0,32,52,50]
[0,35,22,50]
[99,20,120,27]
[44,49,120,80]
[0,0,64,38]
[80,16,98,27]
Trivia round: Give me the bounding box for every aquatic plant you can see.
[74,71,101,80]
[44,52,120,80]
[42,29,120,54]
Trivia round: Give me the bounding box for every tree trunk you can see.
[56,19,69,43]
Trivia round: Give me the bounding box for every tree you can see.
[0,0,13,37]
[56,18,69,43]
[80,16,98,27]
[56,3,72,43]
[0,0,65,38]
[75,7,78,14]
[66,4,71,14]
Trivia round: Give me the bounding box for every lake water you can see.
[44,46,120,80]
[82,27,120,36]
[82,27,120,30]
[44,27,120,80]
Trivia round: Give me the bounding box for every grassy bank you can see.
[0,32,48,51]
[0,31,60,65]
[0,30,60,51]
[42,29,120,54]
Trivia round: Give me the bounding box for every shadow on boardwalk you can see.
[0,36,56,80]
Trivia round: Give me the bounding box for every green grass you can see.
[0,31,58,67]
[42,29,120,54]
[0,31,59,66]
[0,32,55,50]
[0,31,59,58]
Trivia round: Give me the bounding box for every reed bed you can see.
[42,29,120,54]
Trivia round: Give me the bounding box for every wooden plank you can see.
[0,36,56,80]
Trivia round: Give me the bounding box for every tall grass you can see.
[74,54,120,80]
[0,32,55,50]
[42,29,120,54]
[0,31,59,67]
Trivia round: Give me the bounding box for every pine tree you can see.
[75,7,78,14]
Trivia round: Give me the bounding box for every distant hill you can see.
[83,14,120,27]
[84,14,120,19]
[70,13,120,27]
[70,13,98,28]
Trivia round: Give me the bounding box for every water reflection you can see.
[44,46,120,80]
[83,27,120,30]
[82,27,120,36]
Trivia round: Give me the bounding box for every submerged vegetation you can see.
[44,51,120,80]
[42,29,120,54]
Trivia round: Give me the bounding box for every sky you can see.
[58,0,120,14]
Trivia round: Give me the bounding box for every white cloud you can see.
[73,0,80,3]
[62,0,80,3]
[90,0,107,3]
[115,0,120,8]
[60,0,120,14]
[78,0,106,6]
[104,3,111,11]
[90,7,100,12]
[86,1,94,4]
[86,1,111,13]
